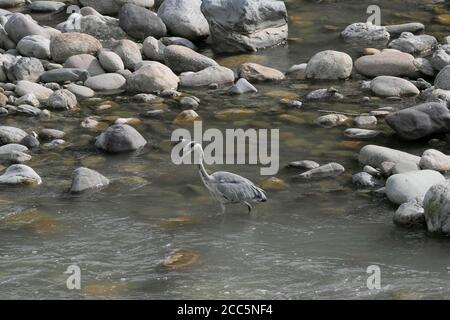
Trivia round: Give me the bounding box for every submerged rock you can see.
[316,114,348,128]
[228,78,257,95]
[306,88,343,101]
[296,162,345,179]
[69,167,110,193]
[385,169,444,205]
[352,172,384,188]
[341,22,390,44]
[344,128,380,139]
[95,124,147,153]
[287,160,320,170]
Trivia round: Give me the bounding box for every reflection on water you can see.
[2,0,450,299]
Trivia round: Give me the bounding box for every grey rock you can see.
[29,1,65,12]
[47,89,77,110]
[85,73,127,94]
[40,68,89,83]
[98,50,124,73]
[385,102,450,140]
[119,3,166,41]
[111,39,142,71]
[160,37,197,50]
[16,35,50,59]
[69,167,110,193]
[66,83,95,99]
[341,22,390,45]
[9,57,44,82]
[64,54,104,77]
[388,32,437,55]
[286,63,307,80]
[287,160,320,170]
[39,128,65,141]
[0,0,25,8]
[435,65,450,90]
[228,78,257,95]
[20,134,39,149]
[0,164,41,185]
[16,104,41,116]
[392,161,420,174]
[179,66,234,87]
[4,13,50,43]
[354,115,377,129]
[306,87,343,100]
[385,22,425,35]
[344,128,380,139]
[369,76,419,97]
[297,162,345,179]
[143,36,165,62]
[358,145,421,168]
[316,114,348,128]
[127,61,179,93]
[413,57,435,77]
[164,45,217,73]
[14,93,39,108]
[15,80,53,102]
[95,124,147,153]
[79,0,154,16]
[200,0,288,53]
[423,180,450,234]
[431,48,450,71]
[385,169,444,205]
[393,200,425,227]
[352,172,384,188]
[158,0,209,40]
[305,50,352,80]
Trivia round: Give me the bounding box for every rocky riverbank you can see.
[0,0,450,239]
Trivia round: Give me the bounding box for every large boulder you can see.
[305,50,353,80]
[50,32,102,63]
[369,76,419,97]
[127,62,179,93]
[200,0,288,53]
[386,170,445,205]
[358,145,420,168]
[355,49,418,78]
[4,13,50,43]
[95,124,147,153]
[164,45,217,73]
[423,180,450,234]
[64,54,105,77]
[111,39,142,71]
[16,35,51,59]
[179,66,234,87]
[157,0,209,40]
[385,102,450,140]
[79,0,154,16]
[69,167,110,193]
[119,3,166,40]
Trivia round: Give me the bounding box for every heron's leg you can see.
[244,202,252,214]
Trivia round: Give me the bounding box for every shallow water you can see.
[2,0,450,299]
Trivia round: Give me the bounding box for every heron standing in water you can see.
[181,141,267,214]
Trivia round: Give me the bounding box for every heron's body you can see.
[184,142,267,214]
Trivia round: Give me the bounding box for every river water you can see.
[1,0,450,299]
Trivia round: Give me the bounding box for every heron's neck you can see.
[196,150,210,181]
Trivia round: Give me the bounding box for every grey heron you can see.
[181,141,267,214]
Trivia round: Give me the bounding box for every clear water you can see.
[2,0,450,299]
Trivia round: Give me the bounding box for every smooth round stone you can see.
[29,1,65,12]
[98,50,124,73]
[419,149,450,172]
[355,49,417,78]
[228,78,257,95]
[66,83,95,99]
[0,164,42,185]
[69,167,110,193]
[369,76,419,97]
[84,73,127,93]
[95,124,147,153]
[344,128,380,139]
[287,160,320,170]
[393,200,425,227]
[306,50,353,80]
[297,162,345,179]
[0,126,27,145]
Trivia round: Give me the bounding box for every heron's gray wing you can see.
[211,171,267,203]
